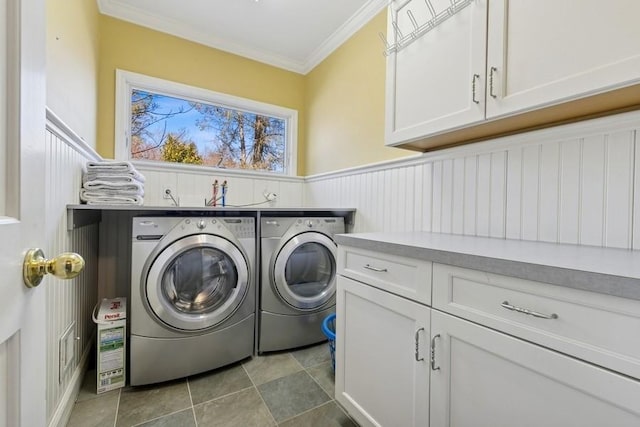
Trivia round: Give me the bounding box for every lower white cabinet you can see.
[336,243,640,426]
[335,275,430,427]
[430,310,640,427]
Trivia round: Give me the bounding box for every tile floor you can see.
[66,342,358,427]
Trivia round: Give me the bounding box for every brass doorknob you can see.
[23,248,85,288]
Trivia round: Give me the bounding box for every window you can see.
[115,70,297,175]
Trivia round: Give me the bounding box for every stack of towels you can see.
[80,161,145,205]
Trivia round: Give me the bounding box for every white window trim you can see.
[114,69,298,176]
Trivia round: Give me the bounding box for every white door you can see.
[0,0,47,426]
[430,310,640,426]
[335,276,430,427]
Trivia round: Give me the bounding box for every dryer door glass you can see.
[285,243,334,297]
[273,232,337,310]
[146,234,249,331]
[162,247,238,315]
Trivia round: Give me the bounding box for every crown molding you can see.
[97,0,388,75]
[302,0,388,74]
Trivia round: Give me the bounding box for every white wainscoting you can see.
[136,163,304,208]
[45,111,100,427]
[305,110,640,250]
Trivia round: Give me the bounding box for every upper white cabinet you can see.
[486,0,640,119]
[385,0,488,146]
[385,0,640,150]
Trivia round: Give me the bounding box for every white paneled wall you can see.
[505,131,636,247]
[45,114,100,426]
[137,165,304,208]
[305,111,640,250]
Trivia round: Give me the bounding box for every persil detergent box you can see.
[95,297,126,393]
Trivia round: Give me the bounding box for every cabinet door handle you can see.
[471,73,480,104]
[364,264,388,273]
[489,66,498,98]
[430,334,441,371]
[415,327,425,362]
[501,301,558,319]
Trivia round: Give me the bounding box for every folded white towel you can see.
[85,161,146,182]
[81,195,144,206]
[80,188,144,199]
[86,161,135,172]
[83,171,146,184]
[82,180,144,195]
[80,189,143,205]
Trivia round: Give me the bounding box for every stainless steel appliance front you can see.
[259,217,344,353]
[130,216,255,385]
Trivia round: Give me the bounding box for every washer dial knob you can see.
[197,219,206,230]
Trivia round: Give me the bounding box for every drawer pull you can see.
[364,264,388,273]
[430,334,441,371]
[415,327,425,362]
[501,301,558,320]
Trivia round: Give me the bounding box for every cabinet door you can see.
[385,0,487,146]
[430,310,640,427]
[335,276,430,427]
[486,0,640,119]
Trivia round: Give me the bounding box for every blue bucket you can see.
[321,313,336,371]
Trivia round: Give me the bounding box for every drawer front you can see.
[338,246,432,305]
[433,263,640,379]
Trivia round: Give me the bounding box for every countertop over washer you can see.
[66,204,356,230]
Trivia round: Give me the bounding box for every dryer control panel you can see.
[261,217,345,238]
[296,218,345,235]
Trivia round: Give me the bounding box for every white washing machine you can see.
[130,216,255,385]
[259,216,345,353]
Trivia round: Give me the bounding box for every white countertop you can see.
[335,232,640,300]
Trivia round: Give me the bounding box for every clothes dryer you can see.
[259,216,344,352]
[130,216,255,385]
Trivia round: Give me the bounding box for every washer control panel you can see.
[222,218,255,238]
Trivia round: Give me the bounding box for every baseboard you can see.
[47,340,93,427]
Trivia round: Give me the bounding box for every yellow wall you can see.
[304,10,413,176]
[47,0,100,146]
[97,16,306,172]
[97,10,414,176]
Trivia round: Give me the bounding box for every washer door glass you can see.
[273,232,336,310]
[162,246,237,315]
[146,234,249,331]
